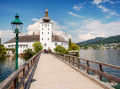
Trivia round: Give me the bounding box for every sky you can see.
[0,0,120,44]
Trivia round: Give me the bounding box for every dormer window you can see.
[45,24,47,27]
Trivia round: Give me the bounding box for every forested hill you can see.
[77,35,120,45]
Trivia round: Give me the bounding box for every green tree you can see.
[23,48,34,58]
[69,43,80,51]
[11,48,15,54]
[69,38,71,49]
[33,42,43,53]
[0,45,7,55]
[54,45,66,54]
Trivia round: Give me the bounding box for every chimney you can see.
[33,32,35,35]
[64,34,67,41]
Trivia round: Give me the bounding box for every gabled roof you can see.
[4,35,66,44]
[52,35,65,42]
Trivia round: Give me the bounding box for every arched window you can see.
[48,32,49,34]
[42,32,43,34]
[42,28,43,30]
[42,38,43,40]
[48,38,49,40]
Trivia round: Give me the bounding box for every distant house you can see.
[4,9,69,53]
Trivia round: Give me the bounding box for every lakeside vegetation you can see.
[0,44,7,57]
[23,42,43,59]
[54,38,79,56]
[77,35,120,50]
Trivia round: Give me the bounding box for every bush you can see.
[68,43,80,51]
[54,45,66,54]
[23,48,35,58]
[33,42,43,53]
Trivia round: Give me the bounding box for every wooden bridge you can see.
[0,52,120,89]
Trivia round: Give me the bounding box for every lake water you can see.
[0,57,28,83]
[79,49,120,89]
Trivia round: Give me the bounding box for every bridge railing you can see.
[0,51,41,89]
[52,52,120,84]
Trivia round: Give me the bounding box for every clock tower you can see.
[40,9,53,50]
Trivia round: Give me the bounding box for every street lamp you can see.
[11,13,23,70]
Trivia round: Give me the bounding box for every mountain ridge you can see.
[77,35,120,45]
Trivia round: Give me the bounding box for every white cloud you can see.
[97,5,117,16]
[69,19,120,42]
[0,30,15,44]
[68,12,85,18]
[78,33,95,42]
[98,5,109,12]
[73,2,86,11]
[27,18,69,38]
[106,16,110,18]
[92,0,102,5]
[32,18,40,21]
[66,22,80,26]
[92,0,114,5]
[92,0,117,16]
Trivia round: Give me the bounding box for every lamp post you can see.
[11,14,23,70]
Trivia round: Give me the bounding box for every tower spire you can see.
[42,8,50,22]
[45,8,48,17]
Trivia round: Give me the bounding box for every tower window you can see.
[42,38,43,40]
[42,32,43,34]
[55,43,57,46]
[45,24,47,27]
[44,43,46,46]
[48,38,49,40]
[48,32,49,34]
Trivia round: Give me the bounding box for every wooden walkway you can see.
[30,54,104,89]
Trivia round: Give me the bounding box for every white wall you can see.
[51,42,69,52]
[4,42,35,54]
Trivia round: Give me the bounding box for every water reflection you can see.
[79,49,120,66]
[0,56,28,83]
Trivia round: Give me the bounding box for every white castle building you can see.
[4,9,69,53]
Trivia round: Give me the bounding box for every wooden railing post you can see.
[99,64,103,81]
[87,61,90,74]
[73,57,74,66]
[22,68,25,87]
[78,58,80,69]
[13,77,17,89]
[69,56,70,64]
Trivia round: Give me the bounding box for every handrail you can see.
[0,51,41,89]
[52,52,120,84]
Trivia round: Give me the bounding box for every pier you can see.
[0,52,120,89]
